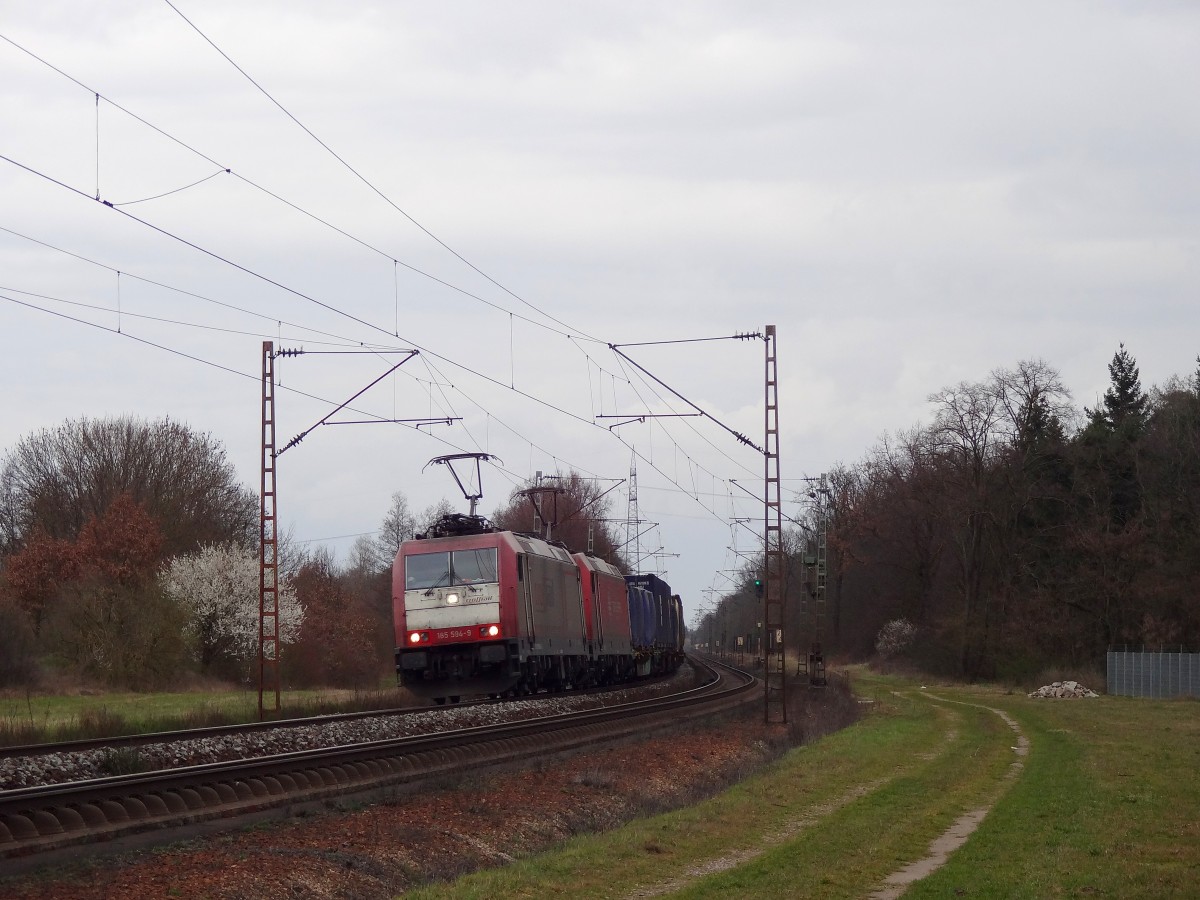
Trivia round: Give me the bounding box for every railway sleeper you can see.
[1,659,747,864]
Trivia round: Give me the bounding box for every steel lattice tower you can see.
[259,342,281,717]
[762,325,787,723]
[811,477,828,686]
[625,455,641,574]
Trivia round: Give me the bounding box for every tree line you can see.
[23,346,1188,695]
[0,416,625,691]
[699,346,1200,682]
[0,417,378,689]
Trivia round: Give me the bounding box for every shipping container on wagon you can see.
[626,574,674,648]
[668,594,684,653]
[626,583,643,649]
[626,583,656,649]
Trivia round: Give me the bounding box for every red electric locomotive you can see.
[393,511,684,703]
[393,514,630,702]
[572,551,635,683]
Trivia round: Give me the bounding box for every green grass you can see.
[0,685,410,746]
[405,672,1200,899]
[906,689,1200,898]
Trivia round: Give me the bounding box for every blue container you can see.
[625,583,644,649]
[626,574,672,648]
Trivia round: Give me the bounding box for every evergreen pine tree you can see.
[1079,344,1149,527]
[1089,343,1149,437]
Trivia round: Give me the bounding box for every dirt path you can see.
[625,777,894,899]
[868,694,1029,899]
[623,690,1029,899]
[626,699,966,899]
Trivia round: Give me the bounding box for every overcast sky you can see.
[3,1,1198,624]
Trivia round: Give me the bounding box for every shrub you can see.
[0,598,39,687]
[875,618,916,657]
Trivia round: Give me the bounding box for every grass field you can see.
[0,685,406,745]
[407,670,1200,899]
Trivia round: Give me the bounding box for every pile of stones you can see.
[1028,680,1100,699]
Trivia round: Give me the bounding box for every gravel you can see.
[1027,680,1100,699]
[0,673,694,791]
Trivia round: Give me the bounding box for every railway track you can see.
[0,658,755,870]
[0,698,481,765]
[0,670,688,771]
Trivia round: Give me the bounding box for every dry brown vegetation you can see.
[1,677,859,898]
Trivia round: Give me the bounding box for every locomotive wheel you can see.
[434,697,446,706]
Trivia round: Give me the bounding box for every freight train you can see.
[393,513,685,703]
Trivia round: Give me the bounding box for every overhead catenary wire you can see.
[415,353,607,487]
[609,350,761,483]
[0,219,604,501]
[113,170,228,206]
[0,28,604,347]
[2,26,789,584]
[0,34,657,463]
[609,342,763,453]
[0,224,407,349]
[0,29,640,447]
[160,0,601,344]
[605,333,766,482]
[0,266,609,506]
[1,151,395,338]
[5,242,768,589]
[1,219,658,557]
[94,91,99,200]
[7,232,768,549]
[0,288,508,468]
[2,154,625,449]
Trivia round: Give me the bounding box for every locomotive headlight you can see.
[487,625,500,637]
[409,632,421,644]
[445,593,459,605]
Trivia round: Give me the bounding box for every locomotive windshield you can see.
[452,548,498,584]
[405,548,498,590]
[405,552,451,590]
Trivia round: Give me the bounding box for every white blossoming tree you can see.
[162,543,303,677]
[875,618,917,658]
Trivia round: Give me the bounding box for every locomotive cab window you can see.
[452,548,498,585]
[405,549,498,590]
[405,552,451,590]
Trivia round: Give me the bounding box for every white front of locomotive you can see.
[400,544,502,646]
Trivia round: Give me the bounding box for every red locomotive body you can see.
[573,552,634,682]
[395,521,590,701]
[393,514,682,703]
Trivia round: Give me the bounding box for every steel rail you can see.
[0,671,683,762]
[0,697,488,762]
[0,659,755,866]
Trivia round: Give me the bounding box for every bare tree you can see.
[491,471,622,563]
[415,499,456,540]
[0,416,256,557]
[369,491,417,572]
[32,494,187,688]
[927,379,1006,675]
[287,548,388,688]
[992,359,1074,452]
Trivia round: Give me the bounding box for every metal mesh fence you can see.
[1107,649,1200,698]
